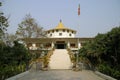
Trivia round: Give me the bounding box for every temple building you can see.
[22,20,92,69]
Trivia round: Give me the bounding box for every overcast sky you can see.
[1,0,120,37]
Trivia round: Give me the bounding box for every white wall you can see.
[47,30,75,38]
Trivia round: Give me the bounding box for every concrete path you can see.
[49,49,72,69]
[17,70,105,80]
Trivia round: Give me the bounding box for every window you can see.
[50,34,52,36]
[28,43,32,47]
[70,43,75,48]
[67,30,69,33]
[63,29,65,32]
[69,34,72,36]
[59,33,62,36]
[45,43,51,48]
[48,31,50,34]
[52,30,54,33]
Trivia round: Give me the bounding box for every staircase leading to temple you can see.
[49,49,72,69]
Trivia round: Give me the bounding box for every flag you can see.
[78,4,80,16]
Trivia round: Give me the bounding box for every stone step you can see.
[49,49,72,69]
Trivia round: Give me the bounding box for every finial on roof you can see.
[60,19,62,23]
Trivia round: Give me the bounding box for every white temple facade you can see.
[22,20,92,69]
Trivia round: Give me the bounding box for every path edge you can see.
[95,71,117,80]
[6,71,29,80]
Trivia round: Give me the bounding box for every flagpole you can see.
[78,4,80,36]
[76,4,80,70]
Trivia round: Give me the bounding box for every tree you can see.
[0,2,9,39]
[79,26,120,79]
[16,14,46,38]
[0,40,31,80]
[0,2,32,80]
[2,33,17,46]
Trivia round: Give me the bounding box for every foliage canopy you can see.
[16,14,46,38]
[79,26,120,79]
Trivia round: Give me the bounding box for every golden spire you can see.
[55,19,66,29]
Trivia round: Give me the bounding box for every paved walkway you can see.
[17,70,105,80]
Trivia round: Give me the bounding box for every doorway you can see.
[56,44,66,49]
[55,41,66,49]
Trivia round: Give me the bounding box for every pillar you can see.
[67,41,70,48]
[52,42,54,49]
[78,39,81,49]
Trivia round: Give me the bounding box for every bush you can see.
[0,41,31,80]
[98,63,120,80]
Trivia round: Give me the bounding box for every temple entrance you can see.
[55,41,66,49]
[56,44,66,49]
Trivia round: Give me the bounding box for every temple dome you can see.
[46,20,76,38]
[47,20,76,32]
